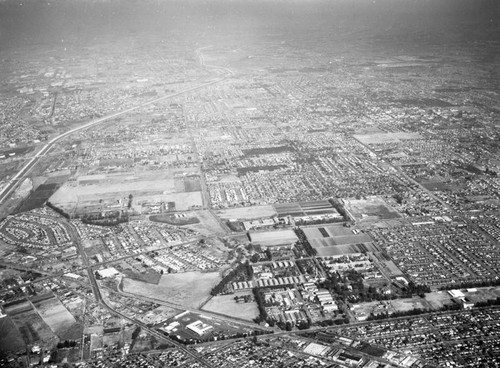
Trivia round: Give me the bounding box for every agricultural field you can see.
[275,200,338,218]
[34,297,82,340]
[343,197,401,222]
[122,271,221,308]
[302,225,375,257]
[215,205,277,220]
[202,294,259,321]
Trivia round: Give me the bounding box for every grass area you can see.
[123,271,221,309]
[202,294,259,321]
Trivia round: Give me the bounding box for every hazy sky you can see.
[0,0,498,50]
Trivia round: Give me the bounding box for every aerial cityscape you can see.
[0,0,499,367]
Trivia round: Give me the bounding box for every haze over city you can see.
[0,0,499,367]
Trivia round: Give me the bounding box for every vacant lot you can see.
[34,297,82,340]
[202,294,259,321]
[123,271,220,308]
[216,205,276,220]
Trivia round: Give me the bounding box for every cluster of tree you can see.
[328,198,349,221]
[56,340,77,349]
[81,212,129,227]
[296,259,316,275]
[315,317,350,327]
[367,301,463,322]
[440,278,500,290]
[319,269,431,303]
[210,261,252,296]
[294,229,318,257]
[294,217,342,226]
[252,287,268,323]
[474,296,500,308]
[234,294,253,303]
[399,281,431,298]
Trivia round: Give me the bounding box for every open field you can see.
[202,294,259,321]
[49,169,203,214]
[215,205,276,220]
[123,271,221,308]
[0,316,26,353]
[34,297,82,340]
